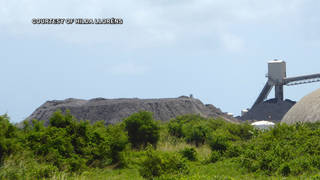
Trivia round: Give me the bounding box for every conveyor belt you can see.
[284,73,320,85]
[252,81,273,108]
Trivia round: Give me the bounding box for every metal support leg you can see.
[252,81,273,108]
[275,85,283,101]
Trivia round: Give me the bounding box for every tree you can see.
[49,109,74,128]
[26,110,128,171]
[0,114,20,164]
[124,111,159,149]
[183,123,209,147]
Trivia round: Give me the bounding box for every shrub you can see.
[278,163,291,176]
[168,115,248,148]
[49,110,74,128]
[0,152,58,179]
[208,151,221,163]
[183,123,209,147]
[168,114,206,138]
[311,174,320,180]
[207,129,231,152]
[0,114,21,164]
[179,147,197,161]
[24,110,128,171]
[225,122,255,140]
[124,111,160,149]
[105,124,128,164]
[139,146,189,179]
[168,121,183,138]
[224,143,243,158]
[207,118,227,130]
[168,115,214,147]
[238,123,320,176]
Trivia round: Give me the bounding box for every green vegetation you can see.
[139,145,189,179]
[0,115,21,164]
[124,111,159,149]
[179,147,197,161]
[2,112,320,179]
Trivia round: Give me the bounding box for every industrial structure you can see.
[240,60,320,122]
[252,60,320,108]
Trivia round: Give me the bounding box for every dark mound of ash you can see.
[26,96,238,125]
[240,98,296,122]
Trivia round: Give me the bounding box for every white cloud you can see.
[220,32,245,53]
[0,0,310,50]
[108,62,148,76]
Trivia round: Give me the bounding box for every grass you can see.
[58,158,318,180]
[64,168,143,180]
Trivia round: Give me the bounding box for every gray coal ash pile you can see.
[26,96,238,125]
[282,88,320,124]
[240,98,296,122]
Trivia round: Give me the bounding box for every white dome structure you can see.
[282,88,320,124]
[251,121,275,129]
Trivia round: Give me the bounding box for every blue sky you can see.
[1,0,320,123]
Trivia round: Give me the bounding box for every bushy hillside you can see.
[1,111,320,179]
